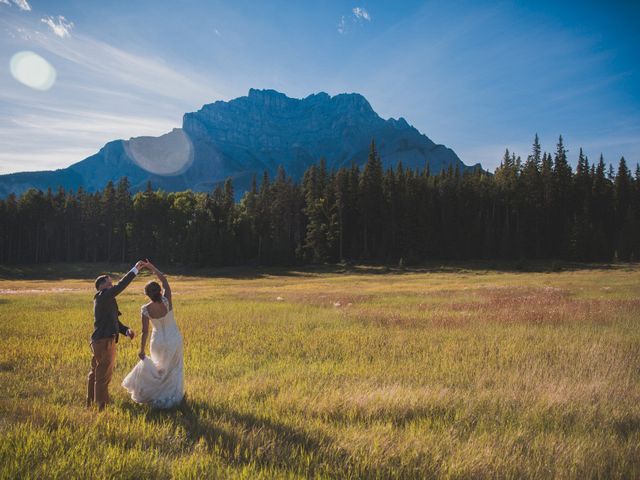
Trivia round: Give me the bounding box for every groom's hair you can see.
[95,275,109,291]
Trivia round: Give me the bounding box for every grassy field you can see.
[0,263,639,479]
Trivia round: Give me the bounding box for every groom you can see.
[87,260,146,410]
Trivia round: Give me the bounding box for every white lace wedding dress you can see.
[122,296,184,409]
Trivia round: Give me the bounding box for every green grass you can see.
[1,264,639,479]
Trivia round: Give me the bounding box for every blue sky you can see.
[1,0,639,174]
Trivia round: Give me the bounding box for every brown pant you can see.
[87,337,116,410]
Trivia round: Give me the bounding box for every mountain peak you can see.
[244,89,374,112]
[247,88,289,100]
[304,91,331,101]
[330,92,374,114]
[387,117,411,129]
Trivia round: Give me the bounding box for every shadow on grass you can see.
[1,261,635,281]
[119,397,390,478]
[613,415,640,440]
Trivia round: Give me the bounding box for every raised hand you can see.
[144,259,157,271]
[135,260,146,271]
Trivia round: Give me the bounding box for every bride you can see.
[122,261,184,409]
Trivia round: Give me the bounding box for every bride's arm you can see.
[138,313,150,360]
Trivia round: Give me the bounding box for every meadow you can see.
[0,263,639,479]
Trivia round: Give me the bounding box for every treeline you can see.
[0,136,638,265]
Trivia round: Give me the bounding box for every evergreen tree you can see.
[255,171,272,262]
[237,175,259,261]
[102,181,116,261]
[552,135,573,257]
[520,136,544,257]
[591,155,614,260]
[358,140,383,258]
[614,157,632,259]
[569,148,593,260]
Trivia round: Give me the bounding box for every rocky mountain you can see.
[0,89,480,197]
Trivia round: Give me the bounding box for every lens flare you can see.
[125,129,194,176]
[9,51,56,91]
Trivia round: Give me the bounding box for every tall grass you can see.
[1,265,639,478]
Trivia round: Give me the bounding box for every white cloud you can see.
[0,0,32,10]
[338,7,371,34]
[352,7,371,21]
[41,16,74,39]
[12,0,30,10]
[21,27,217,104]
[9,108,176,138]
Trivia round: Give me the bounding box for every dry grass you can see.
[0,264,639,478]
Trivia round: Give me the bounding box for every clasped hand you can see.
[135,259,157,272]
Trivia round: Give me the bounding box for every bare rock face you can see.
[0,89,479,197]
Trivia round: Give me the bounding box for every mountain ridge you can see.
[0,89,480,197]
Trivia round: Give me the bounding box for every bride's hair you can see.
[144,281,163,302]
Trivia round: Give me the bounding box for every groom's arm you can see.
[117,320,131,336]
[106,262,143,298]
[106,269,136,298]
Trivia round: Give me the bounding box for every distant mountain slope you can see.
[0,89,480,197]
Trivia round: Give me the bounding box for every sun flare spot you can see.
[125,128,194,176]
[9,51,56,91]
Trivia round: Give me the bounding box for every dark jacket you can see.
[91,270,136,343]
